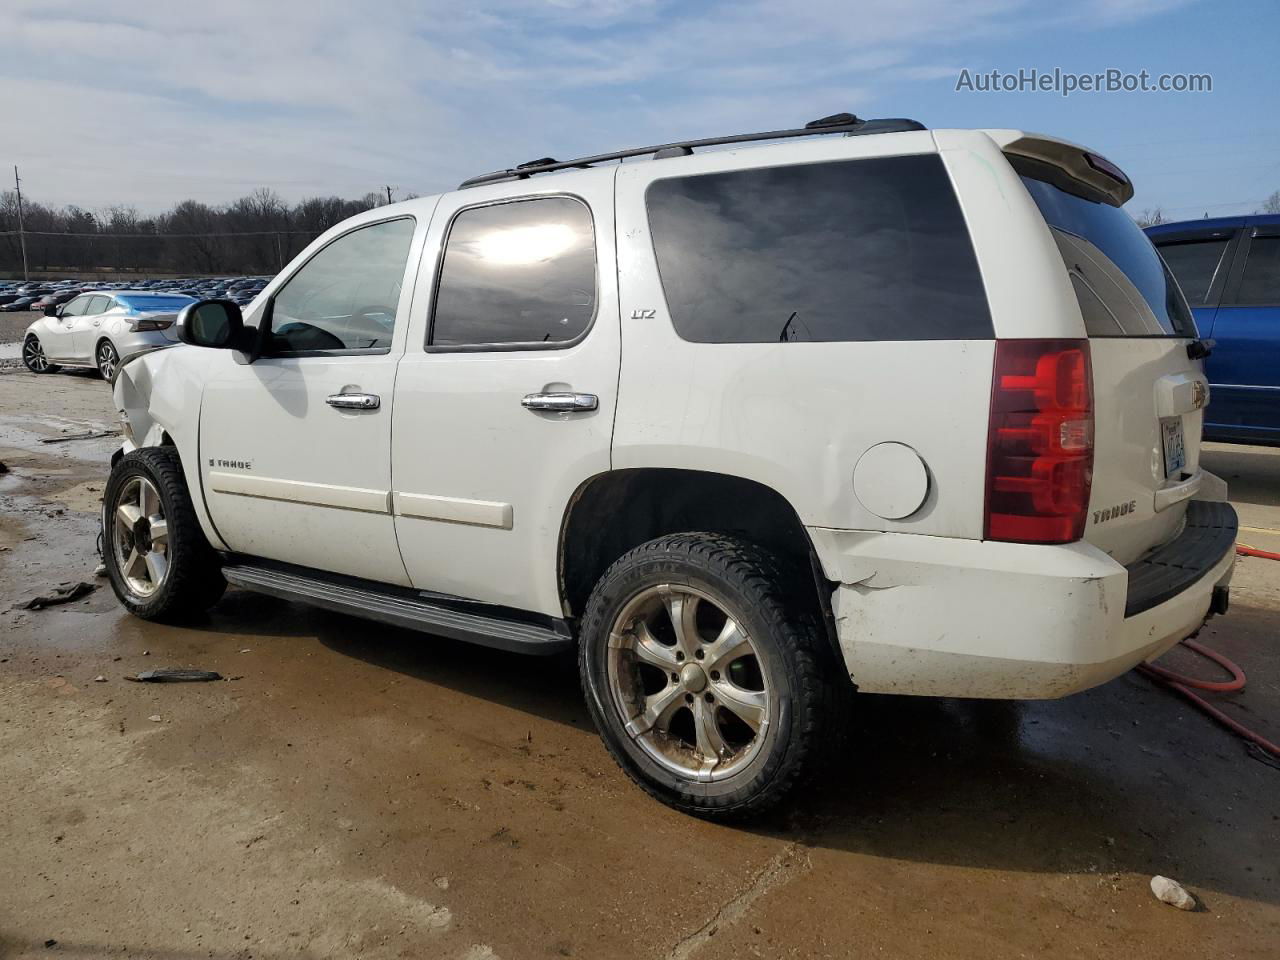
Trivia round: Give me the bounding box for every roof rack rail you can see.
[458,114,926,189]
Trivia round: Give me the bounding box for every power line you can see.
[0,228,325,239]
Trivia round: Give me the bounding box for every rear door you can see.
[1019,172,1209,564]
[1202,226,1280,442]
[391,173,620,616]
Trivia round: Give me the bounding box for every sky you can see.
[1,0,1277,221]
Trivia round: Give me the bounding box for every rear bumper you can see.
[810,500,1237,699]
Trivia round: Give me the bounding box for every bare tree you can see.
[1260,190,1280,215]
[0,187,411,275]
[1134,207,1168,228]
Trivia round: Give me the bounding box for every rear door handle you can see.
[326,393,380,410]
[521,392,598,412]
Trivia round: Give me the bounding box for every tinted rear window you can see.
[117,294,196,311]
[645,155,992,343]
[1020,174,1196,337]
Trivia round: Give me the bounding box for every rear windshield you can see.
[1020,174,1196,338]
[645,154,992,343]
[116,294,195,312]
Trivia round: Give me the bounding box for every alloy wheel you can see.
[606,584,773,782]
[97,342,118,380]
[23,336,49,372]
[112,477,169,598]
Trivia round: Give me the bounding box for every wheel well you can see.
[560,469,830,621]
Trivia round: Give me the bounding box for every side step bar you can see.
[221,562,573,656]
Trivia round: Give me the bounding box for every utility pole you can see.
[14,165,29,281]
[385,185,394,205]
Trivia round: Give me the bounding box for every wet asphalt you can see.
[1,366,1277,960]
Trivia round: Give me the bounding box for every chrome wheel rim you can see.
[606,584,773,783]
[112,477,169,598]
[23,337,48,372]
[97,342,117,379]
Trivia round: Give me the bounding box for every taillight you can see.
[985,339,1093,544]
[132,318,173,332]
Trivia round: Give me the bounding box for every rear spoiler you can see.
[988,132,1134,207]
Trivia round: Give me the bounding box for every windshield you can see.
[1021,175,1196,338]
[116,294,195,312]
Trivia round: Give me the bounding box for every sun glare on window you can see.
[473,223,577,265]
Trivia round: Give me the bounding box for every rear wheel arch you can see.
[558,468,839,653]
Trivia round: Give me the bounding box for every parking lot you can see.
[1,362,1277,959]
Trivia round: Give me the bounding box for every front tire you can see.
[22,334,59,373]
[579,533,838,819]
[103,447,226,621]
[96,339,119,380]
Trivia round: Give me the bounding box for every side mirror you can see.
[176,299,245,349]
[44,304,58,317]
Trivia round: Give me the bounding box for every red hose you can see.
[1135,542,1280,758]
[1238,544,1280,561]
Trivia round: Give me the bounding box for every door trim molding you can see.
[209,471,391,514]
[392,491,513,529]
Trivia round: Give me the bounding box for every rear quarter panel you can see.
[611,132,1001,539]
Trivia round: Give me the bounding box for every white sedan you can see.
[23,291,195,379]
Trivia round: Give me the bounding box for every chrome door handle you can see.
[521,392,598,412]
[326,393,380,410]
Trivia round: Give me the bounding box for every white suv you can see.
[104,114,1237,817]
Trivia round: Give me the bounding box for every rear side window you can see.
[1155,239,1229,305]
[431,197,596,348]
[645,155,992,343]
[1019,173,1196,337]
[1234,236,1280,305]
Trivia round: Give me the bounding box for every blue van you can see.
[1146,215,1280,445]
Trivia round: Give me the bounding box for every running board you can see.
[221,562,573,655]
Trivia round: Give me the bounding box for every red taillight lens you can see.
[985,339,1093,544]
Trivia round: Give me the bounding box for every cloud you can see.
[0,0,1196,212]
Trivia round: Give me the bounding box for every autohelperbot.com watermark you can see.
[955,67,1212,97]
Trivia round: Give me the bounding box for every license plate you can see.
[1161,417,1186,478]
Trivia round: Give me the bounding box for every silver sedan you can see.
[23,291,195,379]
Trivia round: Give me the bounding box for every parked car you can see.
[22,291,195,378]
[1145,215,1280,446]
[104,115,1236,818]
[0,297,35,312]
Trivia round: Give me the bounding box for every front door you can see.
[44,293,92,359]
[198,214,425,585]
[391,172,621,616]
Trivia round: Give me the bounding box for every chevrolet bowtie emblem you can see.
[1192,380,1208,409]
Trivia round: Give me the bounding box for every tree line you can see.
[0,188,408,276]
[1135,189,1280,228]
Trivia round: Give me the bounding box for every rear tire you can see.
[579,533,839,819]
[22,334,59,373]
[103,447,226,621]
[96,339,119,380]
